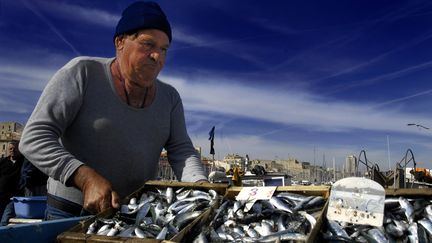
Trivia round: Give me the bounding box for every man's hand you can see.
[70,165,120,214]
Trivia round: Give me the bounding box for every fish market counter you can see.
[56,181,330,242]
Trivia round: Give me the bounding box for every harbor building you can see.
[0,121,23,157]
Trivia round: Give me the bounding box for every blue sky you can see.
[1,0,432,170]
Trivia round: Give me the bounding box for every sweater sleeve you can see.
[19,58,86,185]
[165,92,207,182]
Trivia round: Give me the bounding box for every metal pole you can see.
[387,135,391,171]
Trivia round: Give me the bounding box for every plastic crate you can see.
[12,196,47,219]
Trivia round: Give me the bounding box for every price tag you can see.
[236,187,277,212]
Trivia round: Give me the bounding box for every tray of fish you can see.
[318,188,432,242]
[57,180,227,243]
[189,186,330,242]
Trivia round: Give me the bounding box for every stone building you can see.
[0,121,23,158]
[223,154,245,170]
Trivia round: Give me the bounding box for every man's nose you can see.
[149,51,161,62]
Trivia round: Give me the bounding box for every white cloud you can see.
[162,74,431,136]
[154,73,432,167]
[36,1,119,28]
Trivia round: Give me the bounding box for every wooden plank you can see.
[385,188,432,197]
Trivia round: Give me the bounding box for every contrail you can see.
[325,60,432,95]
[372,88,432,108]
[22,0,81,56]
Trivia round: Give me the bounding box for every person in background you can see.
[19,159,48,197]
[0,142,25,225]
[19,1,207,220]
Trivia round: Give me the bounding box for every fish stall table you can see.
[57,180,229,243]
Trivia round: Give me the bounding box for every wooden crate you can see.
[189,185,330,243]
[312,187,432,242]
[57,180,228,243]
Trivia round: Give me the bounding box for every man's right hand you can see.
[70,165,120,214]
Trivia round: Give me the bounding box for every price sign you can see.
[235,186,276,211]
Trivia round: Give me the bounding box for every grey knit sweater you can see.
[20,57,207,205]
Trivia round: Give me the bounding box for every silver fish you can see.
[96,224,112,235]
[293,196,314,210]
[117,225,136,237]
[408,222,418,243]
[232,226,246,237]
[276,192,307,202]
[246,226,260,238]
[277,214,287,231]
[418,218,432,236]
[107,222,122,237]
[399,197,414,224]
[385,222,403,237]
[191,190,211,198]
[156,225,168,240]
[260,229,307,242]
[425,205,432,222]
[327,220,349,238]
[209,189,218,200]
[129,197,137,205]
[299,211,316,229]
[193,231,208,243]
[269,196,293,213]
[166,187,174,204]
[177,202,196,214]
[176,189,192,201]
[134,227,148,238]
[305,196,325,209]
[86,221,98,234]
[368,228,388,243]
[255,222,272,236]
[135,202,151,225]
[172,210,203,230]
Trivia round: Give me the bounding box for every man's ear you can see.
[114,36,125,51]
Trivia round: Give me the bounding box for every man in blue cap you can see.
[19,1,207,219]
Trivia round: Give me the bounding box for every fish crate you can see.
[57,180,228,243]
[185,185,330,243]
[314,187,432,242]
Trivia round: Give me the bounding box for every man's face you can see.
[8,143,20,159]
[115,29,170,88]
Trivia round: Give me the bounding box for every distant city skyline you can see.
[1,1,431,169]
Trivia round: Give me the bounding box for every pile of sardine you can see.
[192,192,325,242]
[322,196,432,242]
[85,187,222,240]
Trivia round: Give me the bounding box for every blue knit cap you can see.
[114,1,172,42]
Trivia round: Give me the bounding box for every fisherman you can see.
[19,1,207,219]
